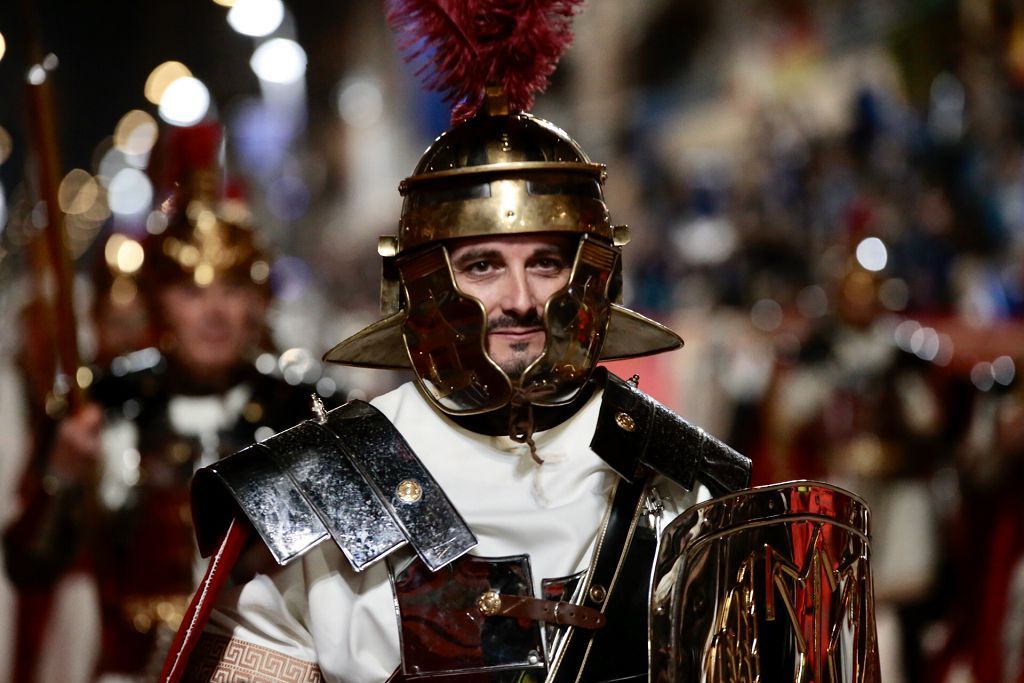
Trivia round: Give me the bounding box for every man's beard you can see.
[488,311,544,379]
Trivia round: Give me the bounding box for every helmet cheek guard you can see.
[398,245,512,414]
[396,234,618,416]
[520,235,617,406]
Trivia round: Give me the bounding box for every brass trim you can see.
[400,161,606,191]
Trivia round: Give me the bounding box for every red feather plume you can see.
[386,0,585,123]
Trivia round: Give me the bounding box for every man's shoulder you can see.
[367,380,427,421]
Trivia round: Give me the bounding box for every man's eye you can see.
[465,260,494,274]
[532,257,567,273]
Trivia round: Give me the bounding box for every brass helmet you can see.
[141,172,270,292]
[140,122,271,294]
[324,92,682,417]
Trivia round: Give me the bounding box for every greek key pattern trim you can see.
[184,632,322,683]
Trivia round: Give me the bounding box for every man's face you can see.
[158,275,266,381]
[449,234,575,378]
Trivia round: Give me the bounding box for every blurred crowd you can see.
[602,3,1024,682]
[2,1,1024,682]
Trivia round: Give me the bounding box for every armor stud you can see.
[396,479,423,504]
[477,590,502,616]
[588,584,607,603]
[614,412,636,432]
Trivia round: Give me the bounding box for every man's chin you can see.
[176,351,242,380]
[491,350,541,380]
[488,339,545,379]
[498,359,531,380]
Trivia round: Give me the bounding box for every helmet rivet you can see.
[614,412,636,432]
[506,210,515,218]
[396,479,422,503]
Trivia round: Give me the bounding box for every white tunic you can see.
[206,382,705,682]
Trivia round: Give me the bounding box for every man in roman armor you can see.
[161,3,878,682]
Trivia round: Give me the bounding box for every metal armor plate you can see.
[389,553,545,681]
[650,481,880,683]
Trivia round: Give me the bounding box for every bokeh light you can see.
[255,352,276,375]
[250,260,270,284]
[316,376,337,398]
[58,169,100,215]
[0,32,6,63]
[104,233,145,274]
[250,38,307,84]
[879,278,909,311]
[107,168,153,216]
[751,298,783,332]
[909,326,940,362]
[278,347,317,385]
[146,210,168,235]
[970,361,995,392]
[114,110,159,157]
[894,319,920,352]
[336,78,384,128]
[27,65,46,86]
[992,355,1016,386]
[158,77,211,126]
[26,53,59,85]
[796,284,828,318]
[144,61,192,105]
[96,139,126,181]
[855,236,888,272]
[227,0,285,37]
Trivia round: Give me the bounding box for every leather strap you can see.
[590,369,751,498]
[546,475,648,683]
[484,593,606,629]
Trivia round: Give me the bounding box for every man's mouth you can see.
[490,327,543,339]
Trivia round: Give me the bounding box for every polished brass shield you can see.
[650,481,880,683]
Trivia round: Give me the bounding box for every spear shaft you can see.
[19,0,84,415]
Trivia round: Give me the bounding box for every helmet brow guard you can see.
[323,108,683,415]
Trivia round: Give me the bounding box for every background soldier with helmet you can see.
[2,123,328,682]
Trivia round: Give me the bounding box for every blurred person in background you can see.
[928,356,1024,683]
[0,240,155,683]
[759,251,957,683]
[2,125,328,683]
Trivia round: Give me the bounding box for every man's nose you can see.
[498,268,540,316]
[196,283,227,315]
